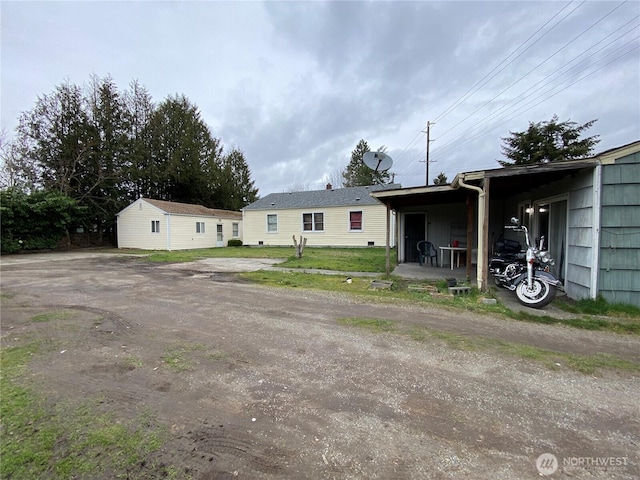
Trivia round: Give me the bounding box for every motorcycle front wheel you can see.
[515,278,557,308]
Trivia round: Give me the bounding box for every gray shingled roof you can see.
[242,184,400,211]
[143,198,242,220]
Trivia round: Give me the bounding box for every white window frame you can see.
[196,221,205,234]
[302,212,324,232]
[267,214,278,233]
[517,200,533,230]
[151,220,160,233]
[232,222,239,238]
[349,210,363,231]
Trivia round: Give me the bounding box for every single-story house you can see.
[242,184,398,247]
[116,198,242,251]
[372,140,640,306]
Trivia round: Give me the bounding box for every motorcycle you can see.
[489,217,562,308]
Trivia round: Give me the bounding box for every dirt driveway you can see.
[1,253,638,479]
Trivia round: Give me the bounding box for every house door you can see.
[216,224,224,247]
[536,199,567,282]
[404,213,425,263]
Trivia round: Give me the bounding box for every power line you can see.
[431,21,639,159]
[434,0,630,145]
[392,1,585,179]
[391,1,637,182]
[433,0,584,124]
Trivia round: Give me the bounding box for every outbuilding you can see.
[116,198,242,251]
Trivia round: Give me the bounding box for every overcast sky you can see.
[2,1,639,196]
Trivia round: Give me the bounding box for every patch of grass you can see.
[140,245,395,273]
[162,349,191,372]
[338,317,397,333]
[140,246,292,263]
[208,351,228,361]
[0,344,171,479]
[556,295,640,318]
[408,327,477,351]
[243,270,378,293]
[30,310,76,323]
[123,355,144,369]
[509,310,640,334]
[161,344,206,372]
[278,247,392,272]
[335,315,638,374]
[406,325,640,374]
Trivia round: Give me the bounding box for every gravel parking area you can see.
[1,253,638,479]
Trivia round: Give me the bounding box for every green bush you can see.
[0,189,87,253]
[227,239,243,247]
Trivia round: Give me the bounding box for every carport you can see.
[372,159,601,292]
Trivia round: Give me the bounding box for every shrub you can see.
[227,239,243,247]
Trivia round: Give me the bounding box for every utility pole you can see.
[422,121,434,186]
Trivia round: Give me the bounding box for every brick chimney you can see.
[326,183,332,190]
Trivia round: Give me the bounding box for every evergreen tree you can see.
[499,115,600,166]
[433,172,448,185]
[86,75,130,237]
[123,79,155,202]
[147,94,223,205]
[342,139,392,187]
[216,148,258,210]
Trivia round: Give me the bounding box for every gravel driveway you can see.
[1,253,638,479]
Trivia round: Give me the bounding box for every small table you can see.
[439,246,467,270]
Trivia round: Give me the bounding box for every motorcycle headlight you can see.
[539,251,552,263]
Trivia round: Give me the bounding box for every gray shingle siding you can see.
[243,184,400,211]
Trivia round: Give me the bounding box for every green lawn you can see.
[126,245,393,273]
[0,343,174,479]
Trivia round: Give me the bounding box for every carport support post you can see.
[466,193,474,280]
[385,201,391,278]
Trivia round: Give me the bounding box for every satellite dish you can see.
[363,151,393,172]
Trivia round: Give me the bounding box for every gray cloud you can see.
[2,1,638,195]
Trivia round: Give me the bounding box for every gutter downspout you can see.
[457,176,488,291]
[590,163,602,299]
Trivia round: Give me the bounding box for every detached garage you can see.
[116,198,242,251]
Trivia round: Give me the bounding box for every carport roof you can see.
[371,159,600,209]
[372,140,640,209]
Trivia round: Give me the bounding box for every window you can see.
[303,212,324,232]
[267,214,278,233]
[196,221,205,233]
[151,220,160,233]
[232,222,239,237]
[350,211,363,231]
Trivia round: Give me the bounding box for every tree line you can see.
[1,75,258,249]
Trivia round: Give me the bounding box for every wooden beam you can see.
[466,192,474,280]
[385,201,391,278]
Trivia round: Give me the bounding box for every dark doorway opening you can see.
[404,213,425,263]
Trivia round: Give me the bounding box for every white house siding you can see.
[167,215,219,250]
[243,205,390,247]
[117,198,243,251]
[117,201,168,250]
